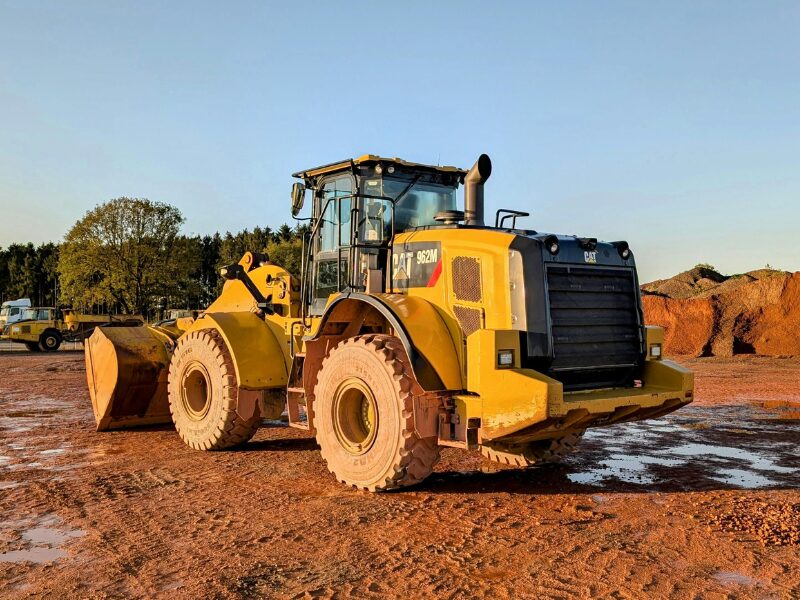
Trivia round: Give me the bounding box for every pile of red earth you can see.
[709,498,800,546]
[641,266,800,357]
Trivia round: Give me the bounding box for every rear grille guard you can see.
[543,264,644,391]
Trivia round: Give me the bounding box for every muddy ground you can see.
[0,353,798,599]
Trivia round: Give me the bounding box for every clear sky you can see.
[0,1,797,282]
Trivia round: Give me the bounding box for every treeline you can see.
[0,200,308,319]
[0,243,60,306]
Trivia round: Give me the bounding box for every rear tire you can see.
[168,329,261,450]
[481,431,585,467]
[313,334,440,492]
[38,329,62,352]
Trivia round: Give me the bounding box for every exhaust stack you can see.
[464,154,492,226]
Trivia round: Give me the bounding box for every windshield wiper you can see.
[393,174,421,204]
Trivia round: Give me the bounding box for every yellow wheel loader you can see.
[85,154,693,491]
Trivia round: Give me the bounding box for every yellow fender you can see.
[190,311,289,390]
[315,293,463,391]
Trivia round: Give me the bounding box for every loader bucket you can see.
[85,326,175,431]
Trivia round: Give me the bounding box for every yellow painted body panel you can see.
[370,293,463,390]
[85,325,174,431]
[465,329,556,440]
[199,261,308,388]
[3,320,58,343]
[394,228,517,327]
[191,311,289,390]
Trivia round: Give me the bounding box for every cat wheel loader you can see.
[85,154,693,491]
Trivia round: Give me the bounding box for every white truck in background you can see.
[0,298,32,329]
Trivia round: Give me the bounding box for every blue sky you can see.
[0,1,797,282]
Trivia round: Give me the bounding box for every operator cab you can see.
[291,155,466,315]
[18,307,58,323]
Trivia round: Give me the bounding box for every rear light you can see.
[543,235,559,255]
[612,241,631,260]
[649,343,662,359]
[497,350,514,368]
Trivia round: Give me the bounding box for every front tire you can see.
[24,341,41,352]
[168,329,260,450]
[313,334,440,492]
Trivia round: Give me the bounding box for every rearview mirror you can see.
[291,182,306,217]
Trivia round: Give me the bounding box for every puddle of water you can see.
[6,461,44,470]
[713,571,759,587]
[0,517,85,565]
[0,547,67,564]
[0,481,20,490]
[39,448,66,456]
[671,443,796,474]
[568,453,687,486]
[567,406,799,489]
[710,469,778,489]
[22,527,83,546]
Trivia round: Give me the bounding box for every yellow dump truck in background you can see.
[1,307,143,352]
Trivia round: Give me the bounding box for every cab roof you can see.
[292,154,466,180]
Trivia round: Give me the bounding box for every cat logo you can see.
[584,251,597,264]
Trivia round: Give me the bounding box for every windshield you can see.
[0,307,10,317]
[363,177,457,233]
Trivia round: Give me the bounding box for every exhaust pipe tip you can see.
[470,154,492,181]
[464,154,492,226]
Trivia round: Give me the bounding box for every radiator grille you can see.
[546,265,642,390]
[453,305,483,337]
[452,256,482,302]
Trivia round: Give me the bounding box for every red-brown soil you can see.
[643,266,800,357]
[1,351,799,599]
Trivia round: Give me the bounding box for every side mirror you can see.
[291,182,306,217]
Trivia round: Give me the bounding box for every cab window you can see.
[311,176,354,314]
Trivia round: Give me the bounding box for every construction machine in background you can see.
[2,307,143,352]
[0,298,32,329]
[85,153,694,491]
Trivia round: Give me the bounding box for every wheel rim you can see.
[182,363,212,420]
[332,378,378,455]
[45,336,57,349]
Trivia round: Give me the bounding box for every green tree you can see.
[59,197,197,315]
[267,237,303,278]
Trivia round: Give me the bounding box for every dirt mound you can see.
[642,267,800,357]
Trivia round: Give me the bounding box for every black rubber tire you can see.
[481,431,585,467]
[313,334,440,492]
[38,329,62,352]
[167,329,261,451]
[24,342,42,352]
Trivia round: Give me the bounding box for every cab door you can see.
[309,175,354,316]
